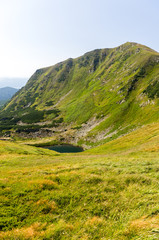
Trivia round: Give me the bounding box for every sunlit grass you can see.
[0,137,159,239]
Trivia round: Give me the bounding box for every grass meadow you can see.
[0,133,159,239]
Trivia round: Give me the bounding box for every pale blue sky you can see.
[0,0,158,86]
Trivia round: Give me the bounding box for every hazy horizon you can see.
[0,77,28,88]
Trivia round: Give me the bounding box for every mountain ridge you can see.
[1,42,159,148]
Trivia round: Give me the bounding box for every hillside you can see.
[0,87,18,107]
[1,42,159,148]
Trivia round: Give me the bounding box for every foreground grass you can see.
[0,140,159,239]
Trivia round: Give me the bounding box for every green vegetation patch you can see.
[143,80,159,99]
[21,110,45,123]
[0,145,159,239]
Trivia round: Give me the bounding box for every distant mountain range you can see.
[1,42,159,148]
[0,87,19,107]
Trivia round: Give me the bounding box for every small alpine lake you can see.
[44,144,83,153]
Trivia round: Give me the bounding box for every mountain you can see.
[1,42,159,148]
[0,87,18,101]
[0,87,19,107]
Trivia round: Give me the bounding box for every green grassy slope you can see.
[85,122,159,156]
[1,42,159,148]
[0,140,58,156]
[0,140,159,239]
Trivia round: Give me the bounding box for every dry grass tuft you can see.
[85,216,103,226]
[130,215,159,230]
[144,145,159,152]
[29,179,58,190]
[36,199,57,211]
[0,222,46,239]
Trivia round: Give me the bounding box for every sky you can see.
[0,0,159,88]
